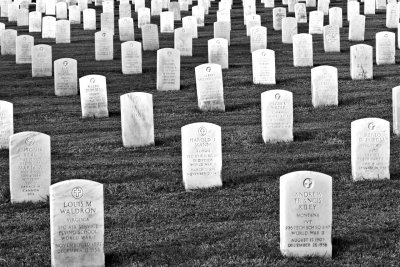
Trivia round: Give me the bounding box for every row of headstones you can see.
[48,169,332,265]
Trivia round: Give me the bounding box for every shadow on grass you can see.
[294,130,318,142]
[332,236,355,258]
[225,102,257,112]
[108,110,121,117]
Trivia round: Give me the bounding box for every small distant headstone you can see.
[118,17,135,41]
[195,63,225,111]
[309,11,323,34]
[56,1,68,19]
[17,8,29,26]
[119,3,131,18]
[252,49,276,85]
[376,0,386,10]
[295,3,307,23]
[192,5,205,27]
[288,0,298,13]
[317,0,329,15]
[46,0,56,15]
[329,7,342,28]
[29,11,42,32]
[56,20,71,44]
[217,9,231,24]
[246,14,261,37]
[121,41,142,74]
[42,16,56,39]
[160,11,174,33]
[264,0,274,8]
[349,15,365,41]
[174,27,192,56]
[138,7,151,29]
[182,16,198,39]
[311,66,338,107]
[79,75,109,118]
[10,131,51,203]
[351,118,390,180]
[83,9,96,30]
[156,48,180,91]
[392,86,400,135]
[8,3,19,22]
[16,35,34,64]
[50,180,105,267]
[181,122,223,190]
[250,26,267,52]
[386,3,398,28]
[208,38,229,69]
[364,0,375,15]
[54,58,78,96]
[273,7,286,30]
[350,44,373,80]
[141,24,159,51]
[347,1,359,21]
[32,44,52,77]
[151,0,162,16]
[168,1,181,20]
[69,5,81,24]
[102,0,114,14]
[135,0,145,11]
[1,29,17,55]
[292,33,313,67]
[95,31,113,61]
[101,12,114,35]
[78,0,88,11]
[214,21,230,45]
[0,101,13,149]
[120,92,154,147]
[282,17,297,44]
[376,31,395,65]
[323,25,340,52]
[280,171,332,258]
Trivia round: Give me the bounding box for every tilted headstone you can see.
[311,66,338,107]
[100,12,114,35]
[174,27,192,56]
[323,25,340,52]
[214,21,230,45]
[120,92,154,147]
[0,101,13,149]
[329,7,342,28]
[69,5,81,24]
[138,7,151,28]
[83,8,96,30]
[50,180,105,267]
[54,58,78,96]
[280,171,332,258]
[121,41,142,74]
[392,86,400,135]
[347,1,359,21]
[292,33,313,67]
[16,35,34,64]
[1,29,17,55]
[95,31,113,61]
[386,3,398,28]
[282,17,297,44]
[261,90,292,142]
[181,122,223,190]
[56,1,68,19]
[79,75,109,118]
[141,24,159,51]
[250,26,267,52]
[118,17,135,41]
[350,44,373,80]
[273,7,286,30]
[294,3,307,23]
[32,44,52,77]
[29,11,42,32]
[160,11,174,33]
[156,48,180,91]
[308,11,323,34]
[349,15,365,41]
[17,8,29,26]
[56,20,71,44]
[376,32,395,65]
[195,63,225,112]
[351,118,390,180]
[252,49,276,85]
[10,131,51,203]
[208,38,229,69]
[42,16,56,39]
[182,16,198,39]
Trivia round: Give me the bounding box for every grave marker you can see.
[141,24,159,51]
[293,33,313,67]
[79,75,109,118]
[121,41,142,74]
[54,58,78,96]
[195,63,225,112]
[350,44,373,80]
[156,48,180,91]
[376,32,395,65]
[16,35,34,64]
[32,44,52,77]
[0,101,13,149]
[311,66,338,107]
[95,31,113,61]
[323,25,340,52]
[208,38,229,69]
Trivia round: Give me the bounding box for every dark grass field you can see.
[1,0,400,266]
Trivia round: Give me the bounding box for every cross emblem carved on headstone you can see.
[303,178,313,189]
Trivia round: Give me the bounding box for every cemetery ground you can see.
[1,1,400,266]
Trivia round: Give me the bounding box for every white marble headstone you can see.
[121,41,142,75]
[141,24,159,51]
[118,17,135,41]
[16,35,34,64]
[208,38,229,69]
[376,31,395,65]
[95,31,113,61]
[181,122,223,190]
[174,27,192,56]
[329,7,342,28]
[323,25,340,53]
[292,33,313,67]
[273,7,286,31]
[195,63,225,112]
[100,12,114,35]
[32,44,52,77]
[386,3,398,28]
[214,21,230,45]
[350,44,373,80]
[79,75,109,118]
[56,20,71,44]
[156,48,180,91]
[0,101,13,149]
[311,66,338,107]
[392,86,400,135]
[29,11,42,32]
[83,8,96,30]
[282,17,297,44]
[54,58,78,96]
[160,11,174,33]
[351,118,390,180]
[1,29,17,55]
[252,49,275,85]
[17,8,29,26]
[308,11,323,34]
[42,16,56,39]
[295,3,307,23]
[349,15,365,41]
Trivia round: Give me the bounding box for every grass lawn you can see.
[1,0,400,266]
